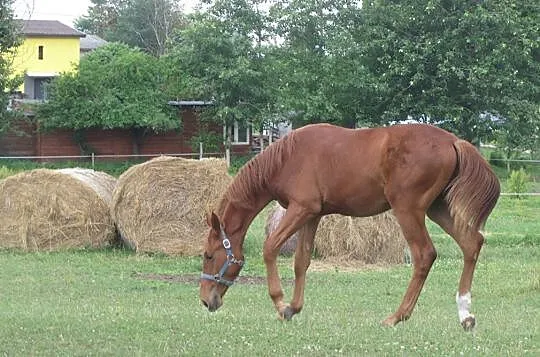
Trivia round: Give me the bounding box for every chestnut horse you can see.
[200,123,500,330]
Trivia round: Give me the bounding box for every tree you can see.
[164,0,276,139]
[267,0,376,128]
[75,0,186,56]
[354,0,539,144]
[268,0,348,126]
[0,0,22,134]
[37,43,176,154]
[74,0,128,39]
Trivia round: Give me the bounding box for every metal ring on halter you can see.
[201,226,244,286]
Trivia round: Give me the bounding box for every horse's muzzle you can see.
[201,296,222,312]
[200,288,222,312]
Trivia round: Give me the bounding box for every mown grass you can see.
[1,196,539,356]
[0,159,139,178]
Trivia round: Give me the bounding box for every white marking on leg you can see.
[456,291,474,323]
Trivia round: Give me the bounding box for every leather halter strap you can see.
[200,226,244,287]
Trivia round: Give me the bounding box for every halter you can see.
[200,226,244,287]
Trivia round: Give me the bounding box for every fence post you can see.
[226,147,230,168]
[91,153,95,169]
[199,142,203,160]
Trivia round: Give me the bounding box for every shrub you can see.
[507,168,531,198]
[189,131,222,153]
[229,154,254,175]
[489,150,506,167]
[0,166,18,180]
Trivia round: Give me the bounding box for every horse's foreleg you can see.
[286,217,321,319]
[383,209,436,327]
[263,204,314,320]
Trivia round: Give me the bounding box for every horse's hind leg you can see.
[285,216,321,319]
[428,199,484,331]
[263,203,315,320]
[382,208,437,327]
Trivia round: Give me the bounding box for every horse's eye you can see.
[203,252,213,260]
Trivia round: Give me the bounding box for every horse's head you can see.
[200,212,244,312]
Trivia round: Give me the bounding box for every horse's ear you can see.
[207,211,221,232]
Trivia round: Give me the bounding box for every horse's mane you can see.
[217,132,296,214]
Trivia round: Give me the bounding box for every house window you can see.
[225,121,250,145]
[34,77,51,100]
[38,46,44,60]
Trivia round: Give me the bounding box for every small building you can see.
[80,34,107,55]
[12,20,85,100]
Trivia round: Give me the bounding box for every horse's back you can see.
[273,123,459,216]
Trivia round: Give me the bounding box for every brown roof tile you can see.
[19,20,85,38]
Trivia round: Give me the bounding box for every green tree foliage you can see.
[37,43,176,153]
[74,0,127,39]
[164,0,275,135]
[269,0,370,127]
[354,0,539,144]
[0,0,22,133]
[76,0,186,56]
[70,0,539,153]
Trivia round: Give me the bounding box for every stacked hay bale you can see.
[111,156,231,255]
[0,168,117,251]
[265,204,298,255]
[265,203,407,265]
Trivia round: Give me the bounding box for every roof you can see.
[168,100,214,107]
[80,34,107,51]
[18,20,85,38]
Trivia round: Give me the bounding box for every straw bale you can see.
[265,203,407,265]
[111,156,232,255]
[0,168,117,251]
[265,203,298,255]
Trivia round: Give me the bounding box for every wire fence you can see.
[0,147,232,167]
[0,152,538,195]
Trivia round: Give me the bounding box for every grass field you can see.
[0,196,538,356]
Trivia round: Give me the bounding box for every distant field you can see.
[0,196,538,356]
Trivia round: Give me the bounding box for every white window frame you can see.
[224,120,250,145]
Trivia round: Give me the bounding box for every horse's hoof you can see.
[461,316,476,331]
[381,316,397,327]
[282,306,295,321]
[277,306,295,321]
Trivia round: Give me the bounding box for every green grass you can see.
[0,159,141,177]
[1,197,539,356]
[0,156,250,178]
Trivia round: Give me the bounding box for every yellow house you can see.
[12,20,85,100]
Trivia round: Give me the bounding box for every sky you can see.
[13,0,199,28]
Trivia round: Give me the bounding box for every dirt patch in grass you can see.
[133,272,291,285]
[132,260,393,286]
[309,259,396,272]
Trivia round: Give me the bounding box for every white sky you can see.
[13,0,200,28]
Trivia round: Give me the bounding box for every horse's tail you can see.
[445,140,500,234]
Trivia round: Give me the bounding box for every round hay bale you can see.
[314,212,406,265]
[0,168,117,251]
[111,156,232,255]
[265,202,407,264]
[265,203,298,256]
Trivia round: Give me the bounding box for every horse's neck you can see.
[222,194,272,247]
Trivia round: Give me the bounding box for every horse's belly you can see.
[322,193,390,217]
